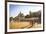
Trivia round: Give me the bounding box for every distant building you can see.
[14,11,41,23]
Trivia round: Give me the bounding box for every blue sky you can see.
[9,4,41,17]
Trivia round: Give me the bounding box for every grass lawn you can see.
[9,21,33,29]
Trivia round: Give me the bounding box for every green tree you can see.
[29,11,33,17]
[25,11,32,18]
[14,12,24,21]
[10,17,13,22]
[25,15,30,18]
[18,12,24,17]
